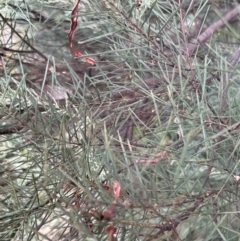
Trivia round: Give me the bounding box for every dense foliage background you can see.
[1,0,240,240]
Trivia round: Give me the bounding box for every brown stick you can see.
[0,13,47,61]
[186,5,240,55]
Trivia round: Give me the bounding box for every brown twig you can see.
[0,13,47,61]
[185,5,240,55]
[105,0,179,68]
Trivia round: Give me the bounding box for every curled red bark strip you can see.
[106,223,117,241]
[68,0,95,65]
[113,181,121,202]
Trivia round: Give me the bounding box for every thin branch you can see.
[186,5,240,55]
[0,13,48,61]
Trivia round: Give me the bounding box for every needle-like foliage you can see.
[1,0,240,240]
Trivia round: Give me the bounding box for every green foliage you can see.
[1,0,240,240]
